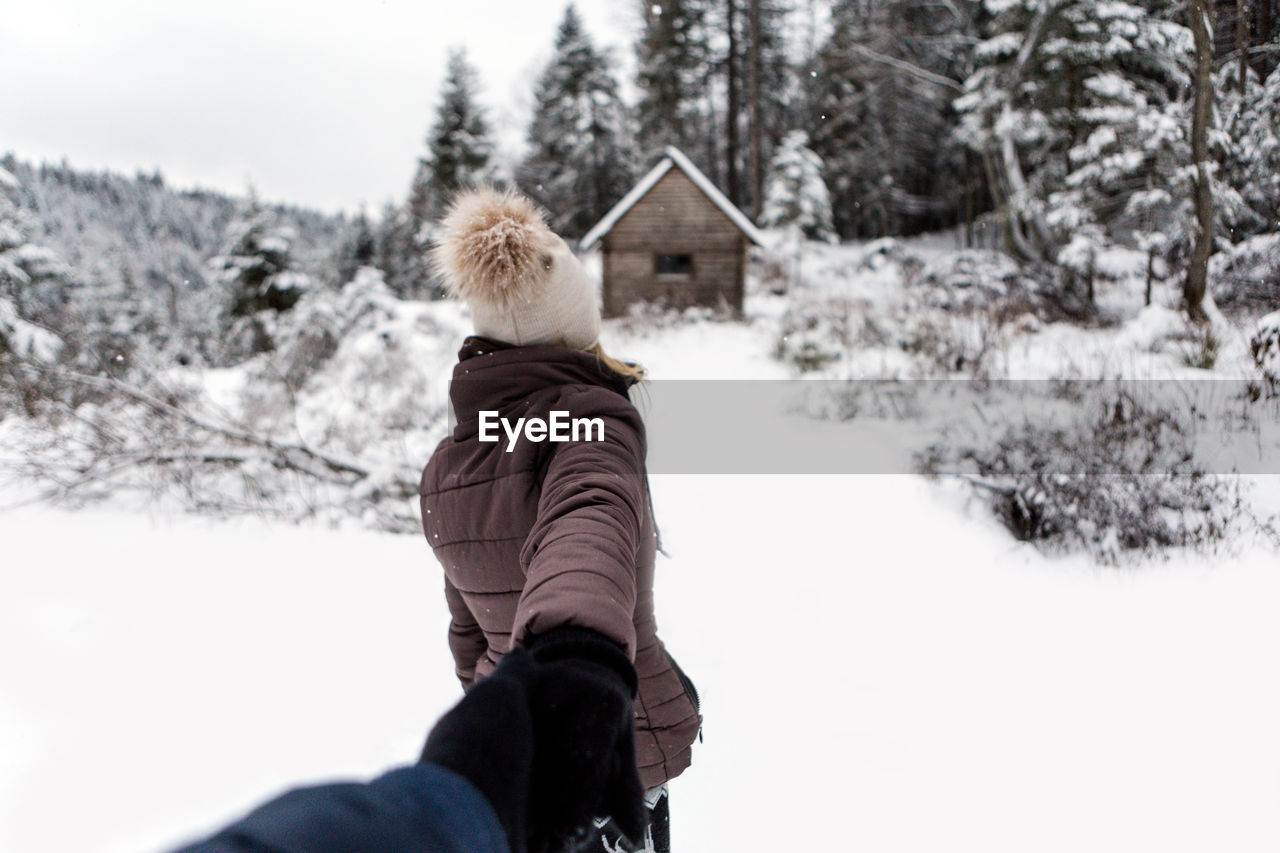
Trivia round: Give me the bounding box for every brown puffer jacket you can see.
[418,336,701,789]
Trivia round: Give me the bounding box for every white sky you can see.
[0,0,641,214]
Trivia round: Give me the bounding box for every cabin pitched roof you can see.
[579,146,767,251]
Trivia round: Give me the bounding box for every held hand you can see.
[421,649,538,853]
[420,629,646,853]
[524,629,647,853]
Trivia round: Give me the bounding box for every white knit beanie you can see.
[433,187,601,350]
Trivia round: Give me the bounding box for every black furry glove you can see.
[524,627,646,853]
[420,648,538,853]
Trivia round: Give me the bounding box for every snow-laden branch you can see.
[847,43,964,93]
[26,362,369,480]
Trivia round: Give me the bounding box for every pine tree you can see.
[807,0,975,240]
[335,208,377,286]
[806,1,889,239]
[1220,62,1280,235]
[517,4,636,240]
[211,189,312,361]
[424,47,493,208]
[398,47,493,297]
[760,130,835,241]
[635,0,713,166]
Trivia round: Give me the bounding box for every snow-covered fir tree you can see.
[334,208,377,287]
[210,189,313,362]
[398,47,493,297]
[419,47,493,211]
[1219,63,1280,237]
[0,166,66,366]
[0,169,70,336]
[954,0,1194,267]
[760,130,835,242]
[516,4,635,240]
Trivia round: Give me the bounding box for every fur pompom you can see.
[432,187,554,308]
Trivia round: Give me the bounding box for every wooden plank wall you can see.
[602,168,746,317]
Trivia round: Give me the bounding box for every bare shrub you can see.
[898,313,1000,378]
[614,298,738,338]
[917,389,1277,563]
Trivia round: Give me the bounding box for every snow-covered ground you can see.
[4,234,1279,852]
[3,477,1279,853]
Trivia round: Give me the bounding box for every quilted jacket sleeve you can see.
[514,387,647,660]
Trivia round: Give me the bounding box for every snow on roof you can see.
[579,146,766,251]
[578,157,673,251]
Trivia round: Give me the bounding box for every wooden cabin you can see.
[580,146,766,318]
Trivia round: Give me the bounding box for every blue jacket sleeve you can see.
[171,763,510,853]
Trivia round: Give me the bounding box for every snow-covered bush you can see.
[773,298,859,373]
[915,250,1022,311]
[240,267,446,446]
[918,390,1263,563]
[4,262,457,531]
[0,296,68,420]
[1251,311,1280,396]
[913,250,1089,323]
[261,267,400,393]
[1211,233,1280,315]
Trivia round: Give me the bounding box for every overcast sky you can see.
[1,0,640,214]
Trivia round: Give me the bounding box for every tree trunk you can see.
[704,70,721,186]
[1260,1,1275,78]
[1239,0,1250,92]
[1187,0,1215,323]
[994,113,1052,263]
[726,0,741,206]
[747,0,763,218]
[964,153,975,249]
[1145,247,1156,307]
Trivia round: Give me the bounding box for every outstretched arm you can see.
[515,388,647,659]
[171,763,510,853]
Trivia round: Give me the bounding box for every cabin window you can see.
[654,254,693,278]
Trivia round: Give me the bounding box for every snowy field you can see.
[3,475,1280,853]
[4,234,1280,852]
